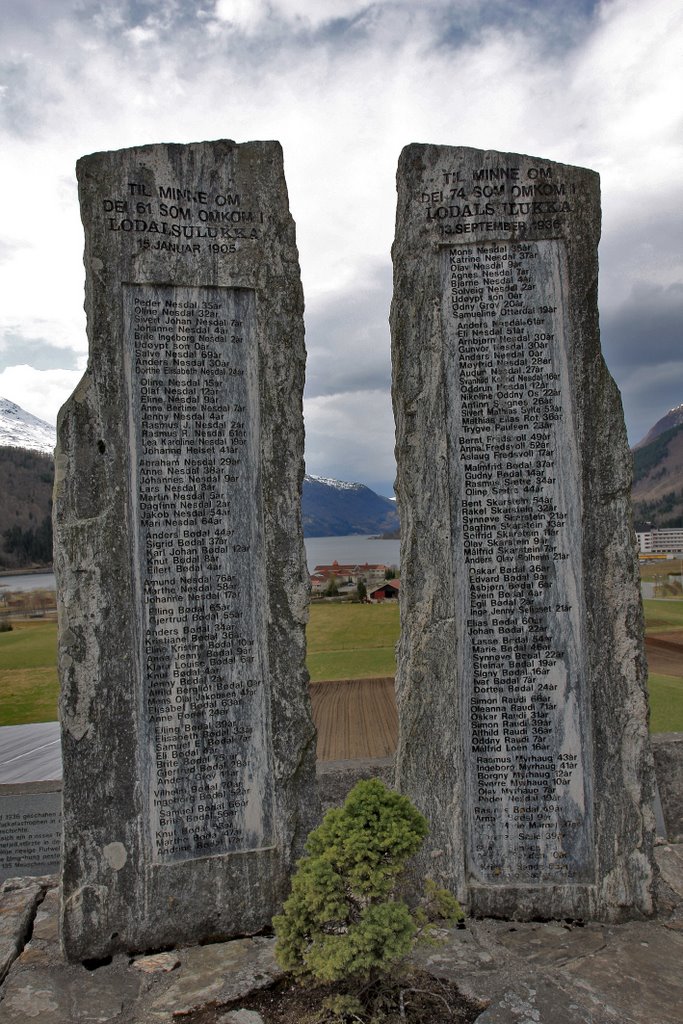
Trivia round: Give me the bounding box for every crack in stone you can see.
[0,881,51,989]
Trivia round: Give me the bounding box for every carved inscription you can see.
[442,240,594,884]
[423,162,577,239]
[124,284,273,863]
[0,793,61,881]
[100,181,270,256]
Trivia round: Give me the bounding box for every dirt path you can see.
[310,677,398,761]
[645,634,683,677]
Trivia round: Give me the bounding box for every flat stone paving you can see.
[0,843,681,1023]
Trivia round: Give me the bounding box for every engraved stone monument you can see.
[54,140,317,959]
[391,145,655,920]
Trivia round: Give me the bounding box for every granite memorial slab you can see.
[391,145,655,920]
[54,140,317,960]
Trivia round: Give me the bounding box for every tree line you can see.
[2,515,53,567]
[0,447,55,569]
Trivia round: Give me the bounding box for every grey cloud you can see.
[0,334,81,373]
[62,0,597,79]
[285,0,602,51]
[0,0,604,145]
[600,205,683,309]
[424,0,600,54]
[304,262,392,400]
[73,0,358,50]
[0,60,39,137]
[600,282,683,445]
[0,4,211,138]
[598,202,683,445]
[0,0,76,136]
[291,0,601,57]
[74,0,180,31]
[601,281,683,373]
[304,395,396,496]
[0,0,62,33]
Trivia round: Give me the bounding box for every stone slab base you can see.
[1,843,682,1023]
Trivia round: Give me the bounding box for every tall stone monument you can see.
[391,145,655,920]
[54,140,317,960]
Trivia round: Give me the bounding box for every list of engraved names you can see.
[124,284,273,863]
[442,240,594,884]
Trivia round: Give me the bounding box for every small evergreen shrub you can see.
[274,778,463,990]
[0,618,12,633]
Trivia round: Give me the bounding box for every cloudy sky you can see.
[1,0,681,495]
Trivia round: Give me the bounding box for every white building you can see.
[636,528,683,554]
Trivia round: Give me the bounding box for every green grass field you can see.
[1,600,681,732]
[0,620,59,726]
[642,598,683,634]
[648,673,683,733]
[306,602,400,681]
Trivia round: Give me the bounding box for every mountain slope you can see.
[0,447,54,569]
[302,474,399,538]
[0,398,56,454]
[632,420,683,530]
[633,403,683,450]
[0,399,57,568]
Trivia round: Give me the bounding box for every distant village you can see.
[309,560,400,602]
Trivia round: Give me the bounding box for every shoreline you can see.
[0,565,53,579]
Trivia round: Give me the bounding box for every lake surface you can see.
[0,537,401,593]
[0,572,56,593]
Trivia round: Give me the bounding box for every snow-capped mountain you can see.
[302,474,399,537]
[305,473,365,492]
[633,403,683,449]
[0,398,56,455]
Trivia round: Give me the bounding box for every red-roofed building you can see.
[369,579,400,601]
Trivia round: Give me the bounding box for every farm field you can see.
[641,598,683,731]
[639,559,683,584]
[0,620,59,726]
[1,599,681,744]
[310,600,683,756]
[642,599,683,732]
[642,598,683,633]
[306,602,399,681]
[310,677,397,760]
[648,673,683,733]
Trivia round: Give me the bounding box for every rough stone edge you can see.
[652,734,683,842]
